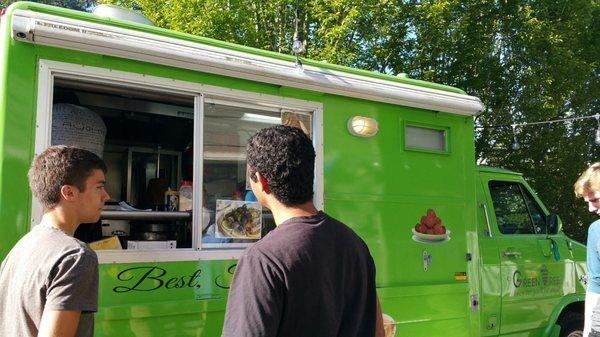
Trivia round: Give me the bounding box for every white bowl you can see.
[412,228,450,241]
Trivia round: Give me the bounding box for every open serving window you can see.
[201,99,313,248]
[33,60,323,262]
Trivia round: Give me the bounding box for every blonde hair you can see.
[574,162,600,197]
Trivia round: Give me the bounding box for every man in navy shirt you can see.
[221,125,384,337]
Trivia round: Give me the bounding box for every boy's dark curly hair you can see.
[247,125,315,206]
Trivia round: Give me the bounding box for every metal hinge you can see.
[423,251,431,272]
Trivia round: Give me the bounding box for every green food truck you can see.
[0,2,588,337]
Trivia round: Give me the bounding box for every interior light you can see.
[348,116,379,137]
[240,113,281,124]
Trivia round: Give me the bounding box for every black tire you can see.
[559,311,584,337]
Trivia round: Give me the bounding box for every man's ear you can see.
[59,185,78,202]
[255,172,270,194]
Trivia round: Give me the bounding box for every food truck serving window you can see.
[49,79,198,251]
[34,60,321,262]
[201,100,312,249]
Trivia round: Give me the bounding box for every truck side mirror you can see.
[547,214,562,235]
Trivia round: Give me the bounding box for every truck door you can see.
[484,178,567,336]
[477,177,501,336]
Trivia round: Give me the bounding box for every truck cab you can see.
[476,166,586,337]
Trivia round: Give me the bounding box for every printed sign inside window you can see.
[214,200,262,239]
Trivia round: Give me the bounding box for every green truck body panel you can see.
[0,2,587,337]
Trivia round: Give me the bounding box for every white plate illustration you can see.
[412,235,451,244]
[412,228,450,241]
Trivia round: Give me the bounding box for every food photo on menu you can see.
[215,200,262,240]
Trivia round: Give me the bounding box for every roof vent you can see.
[92,4,154,26]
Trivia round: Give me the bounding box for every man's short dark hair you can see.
[247,125,315,206]
[28,146,107,210]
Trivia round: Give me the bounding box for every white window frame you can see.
[34,59,324,263]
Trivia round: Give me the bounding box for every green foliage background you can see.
[3,0,599,242]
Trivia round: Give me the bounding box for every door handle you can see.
[502,250,521,258]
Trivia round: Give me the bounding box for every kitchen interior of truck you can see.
[48,76,313,253]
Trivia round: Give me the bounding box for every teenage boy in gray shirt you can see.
[0,146,109,337]
[221,125,384,337]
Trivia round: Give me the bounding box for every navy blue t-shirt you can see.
[221,211,377,337]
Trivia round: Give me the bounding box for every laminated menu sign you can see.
[51,103,107,157]
[215,200,262,239]
[89,236,122,250]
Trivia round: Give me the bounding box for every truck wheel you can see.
[559,311,584,337]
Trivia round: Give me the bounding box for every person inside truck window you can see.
[221,125,384,337]
[574,162,600,337]
[0,146,109,337]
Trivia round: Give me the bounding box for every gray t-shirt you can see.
[221,211,377,337]
[0,224,99,337]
